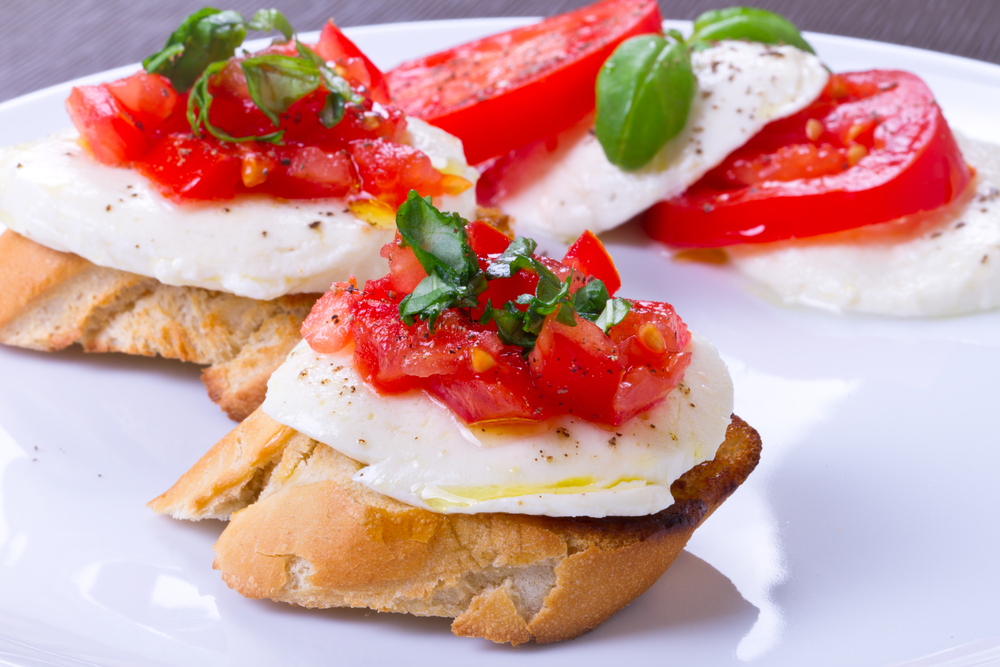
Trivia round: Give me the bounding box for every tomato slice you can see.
[644,70,973,247]
[385,0,663,165]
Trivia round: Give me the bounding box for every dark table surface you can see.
[3,0,1000,103]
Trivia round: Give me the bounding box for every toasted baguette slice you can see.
[0,231,317,420]
[150,408,761,645]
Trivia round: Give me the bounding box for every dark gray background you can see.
[2,0,1000,103]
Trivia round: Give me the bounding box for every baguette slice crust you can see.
[150,408,761,645]
[0,230,317,420]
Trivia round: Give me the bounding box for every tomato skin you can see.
[644,70,974,247]
[314,20,391,104]
[562,230,621,295]
[66,85,150,165]
[386,0,663,164]
[106,72,178,128]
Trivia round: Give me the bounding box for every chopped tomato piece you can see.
[281,146,359,198]
[133,135,241,200]
[66,85,150,165]
[386,0,663,164]
[644,70,974,247]
[106,72,178,127]
[562,230,621,294]
[466,220,512,258]
[350,138,449,207]
[381,236,426,293]
[300,280,359,354]
[528,312,624,423]
[427,350,549,423]
[314,20,391,104]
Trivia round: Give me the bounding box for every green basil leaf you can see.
[295,40,325,67]
[399,272,460,328]
[485,236,538,279]
[594,297,632,333]
[248,8,294,41]
[554,304,578,327]
[479,301,536,349]
[144,8,248,93]
[595,34,696,170]
[242,54,321,126]
[393,192,487,330]
[396,191,480,286]
[690,7,815,54]
[571,279,611,321]
[319,92,346,128]
[187,61,284,143]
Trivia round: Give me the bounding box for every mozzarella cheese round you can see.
[496,41,829,241]
[262,333,733,518]
[0,118,477,301]
[727,134,1000,317]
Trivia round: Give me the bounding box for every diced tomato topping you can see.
[65,25,447,205]
[644,70,974,246]
[301,222,691,428]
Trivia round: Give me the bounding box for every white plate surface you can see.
[1,18,999,667]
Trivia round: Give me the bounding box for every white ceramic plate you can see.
[1,19,999,667]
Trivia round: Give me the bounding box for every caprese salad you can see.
[386,1,1000,317]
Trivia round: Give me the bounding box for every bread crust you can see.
[150,408,761,644]
[0,231,317,420]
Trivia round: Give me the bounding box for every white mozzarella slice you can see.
[262,333,733,518]
[0,118,476,301]
[727,134,1000,317]
[495,41,829,241]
